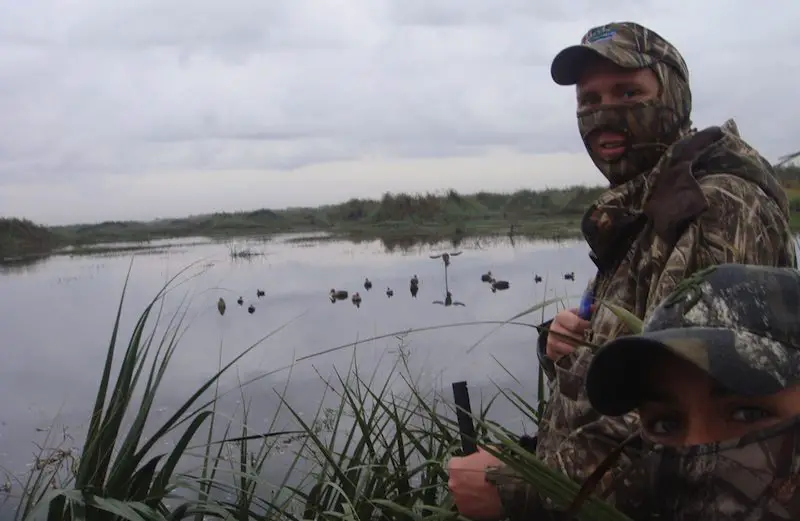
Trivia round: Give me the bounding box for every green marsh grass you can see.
[5,262,635,521]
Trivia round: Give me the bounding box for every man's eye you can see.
[622,89,642,99]
[730,407,773,423]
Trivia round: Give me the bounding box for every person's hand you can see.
[546,307,592,361]
[447,448,504,521]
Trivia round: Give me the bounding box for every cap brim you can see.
[586,327,787,416]
[550,43,657,86]
[551,45,607,86]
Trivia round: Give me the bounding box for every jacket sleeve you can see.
[484,464,555,521]
[536,318,556,381]
[537,278,596,382]
[643,173,797,320]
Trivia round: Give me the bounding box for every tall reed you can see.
[4,263,634,521]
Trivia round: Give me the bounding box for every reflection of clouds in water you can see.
[0,235,593,486]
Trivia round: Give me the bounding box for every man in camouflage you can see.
[584,263,800,519]
[447,21,796,520]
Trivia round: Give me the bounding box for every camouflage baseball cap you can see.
[550,21,689,86]
[586,264,800,416]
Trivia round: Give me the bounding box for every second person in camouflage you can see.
[447,21,797,520]
[585,263,800,519]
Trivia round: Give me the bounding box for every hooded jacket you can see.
[486,119,798,519]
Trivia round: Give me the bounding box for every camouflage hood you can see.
[582,118,789,276]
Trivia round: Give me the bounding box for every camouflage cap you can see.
[551,21,689,86]
[586,264,800,416]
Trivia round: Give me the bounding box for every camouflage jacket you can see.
[487,119,797,519]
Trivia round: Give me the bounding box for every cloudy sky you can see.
[0,1,797,225]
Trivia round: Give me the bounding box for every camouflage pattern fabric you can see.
[584,264,800,519]
[619,417,800,520]
[520,123,797,519]
[551,22,690,87]
[552,22,694,186]
[587,264,800,415]
[486,22,797,520]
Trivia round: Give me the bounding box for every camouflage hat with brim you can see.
[585,264,800,417]
[551,22,689,86]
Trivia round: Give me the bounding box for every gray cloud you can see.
[0,0,798,223]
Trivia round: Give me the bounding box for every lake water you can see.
[0,233,594,502]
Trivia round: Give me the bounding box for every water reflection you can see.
[0,232,599,489]
[432,291,465,307]
[312,233,580,255]
[0,255,50,275]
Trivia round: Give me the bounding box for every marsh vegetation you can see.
[5,163,800,263]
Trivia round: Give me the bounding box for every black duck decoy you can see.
[490,279,510,293]
[330,289,348,300]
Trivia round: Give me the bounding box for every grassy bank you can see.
[1,184,602,261]
[4,163,800,262]
[3,265,634,521]
[51,185,600,247]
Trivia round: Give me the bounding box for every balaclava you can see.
[578,61,693,186]
[551,22,694,186]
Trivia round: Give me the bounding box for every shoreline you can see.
[0,218,588,265]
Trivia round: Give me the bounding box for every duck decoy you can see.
[256,289,265,297]
[237,296,244,306]
[490,279,510,293]
[481,271,493,283]
[217,297,226,316]
[248,304,256,314]
[364,278,373,290]
[330,289,348,300]
[430,251,462,267]
[352,292,362,308]
[564,272,575,281]
[534,274,542,284]
[386,287,394,298]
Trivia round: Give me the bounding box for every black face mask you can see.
[613,416,800,520]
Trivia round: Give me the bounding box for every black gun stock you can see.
[451,380,477,455]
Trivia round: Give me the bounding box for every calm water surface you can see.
[0,234,595,488]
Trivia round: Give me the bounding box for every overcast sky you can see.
[0,1,797,225]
